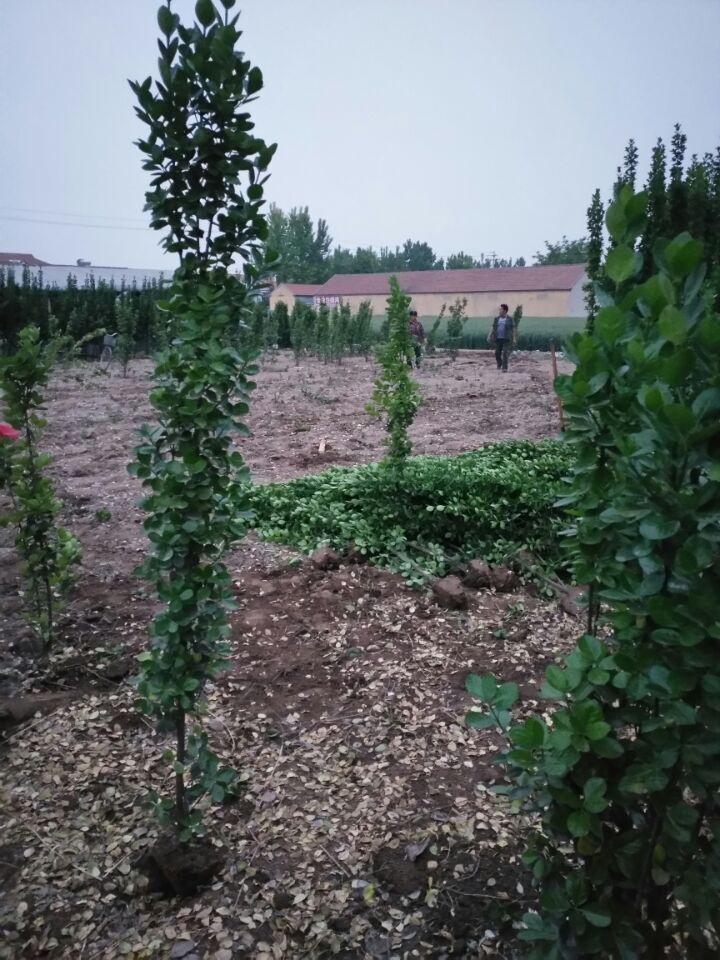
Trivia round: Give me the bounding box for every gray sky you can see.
[2,0,719,270]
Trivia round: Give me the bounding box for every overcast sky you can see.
[1,0,719,270]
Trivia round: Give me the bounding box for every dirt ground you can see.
[0,350,577,959]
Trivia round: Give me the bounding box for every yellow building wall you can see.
[268,284,297,310]
[314,289,572,317]
[270,284,579,317]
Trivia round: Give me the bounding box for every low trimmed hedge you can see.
[249,439,573,583]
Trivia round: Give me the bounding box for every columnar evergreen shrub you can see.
[585,190,605,333]
[330,304,352,361]
[366,277,420,469]
[250,300,267,350]
[263,301,278,352]
[0,327,81,650]
[129,0,275,837]
[353,299,374,356]
[289,301,304,363]
[271,299,291,349]
[445,296,469,358]
[115,294,138,376]
[314,303,330,361]
[510,304,523,358]
[467,186,720,958]
[425,303,446,354]
[336,301,352,360]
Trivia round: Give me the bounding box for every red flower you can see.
[0,423,20,441]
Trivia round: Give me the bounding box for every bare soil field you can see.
[0,350,577,960]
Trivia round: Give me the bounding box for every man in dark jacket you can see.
[407,309,425,368]
[487,303,515,372]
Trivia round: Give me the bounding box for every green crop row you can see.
[370,314,585,351]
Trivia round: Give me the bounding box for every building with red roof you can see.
[270,264,586,318]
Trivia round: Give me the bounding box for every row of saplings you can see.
[260,291,481,363]
[2,4,720,959]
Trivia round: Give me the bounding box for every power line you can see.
[0,215,150,232]
[0,205,148,224]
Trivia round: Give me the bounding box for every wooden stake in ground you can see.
[549,340,565,432]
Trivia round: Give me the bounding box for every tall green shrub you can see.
[328,305,343,362]
[366,277,420,469]
[289,301,304,363]
[115,294,138,376]
[0,327,81,651]
[352,299,374,357]
[467,186,720,958]
[584,189,604,333]
[445,296,468,359]
[128,0,275,838]
[425,303,446,354]
[337,301,352,360]
[314,303,330,361]
[271,299,290,349]
[263,301,278,352]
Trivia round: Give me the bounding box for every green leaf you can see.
[658,305,687,344]
[585,720,611,741]
[465,711,496,730]
[247,66,263,95]
[684,262,707,303]
[567,811,591,837]
[510,716,546,749]
[581,905,612,928]
[578,634,604,662]
[663,403,695,432]
[606,245,641,284]
[595,306,626,343]
[692,388,720,419]
[620,765,669,794]
[158,5,176,35]
[587,668,610,686]
[544,665,569,695]
[639,274,674,316]
[605,202,627,244]
[518,911,558,942]
[698,313,720,348]
[665,802,699,843]
[639,516,680,540]
[591,737,624,759]
[465,673,497,703]
[583,777,608,813]
[642,385,665,412]
[659,348,695,386]
[539,884,570,912]
[494,681,519,710]
[664,232,704,280]
[195,0,216,27]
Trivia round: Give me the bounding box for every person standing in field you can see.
[487,303,516,372]
[407,309,425,368]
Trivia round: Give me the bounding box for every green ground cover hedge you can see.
[249,439,574,583]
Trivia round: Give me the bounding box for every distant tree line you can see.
[584,124,720,329]
[534,236,589,265]
[265,204,547,284]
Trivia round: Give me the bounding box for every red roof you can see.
[284,283,323,295]
[316,264,586,297]
[0,252,50,267]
